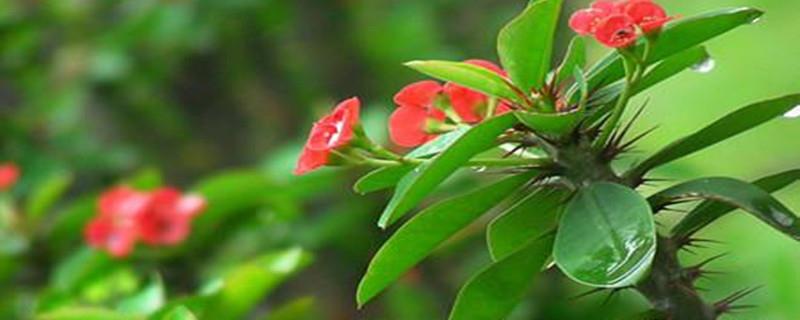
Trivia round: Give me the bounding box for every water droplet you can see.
[690,57,716,73]
[748,16,762,24]
[784,105,800,118]
[472,166,487,173]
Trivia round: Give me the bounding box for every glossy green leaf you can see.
[51,247,118,293]
[358,172,537,307]
[449,236,553,320]
[554,182,656,287]
[589,46,709,106]
[203,247,312,320]
[581,7,762,94]
[627,94,800,178]
[555,37,586,86]
[25,172,72,221]
[378,113,518,228]
[514,108,583,137]
[162,306,197,320]
[406,126,469,158]
[487,187,567,260]
[672,170,800,239]
[497,0,562,91]
[405,60,521,104]
[649,177,800,241]
[353,165,417,195]
[116,275,164,316]
[35,307,138,320]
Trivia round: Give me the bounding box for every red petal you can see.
[293,147,330,175]
[306,97,361,151]
[594,14,638,48]
[444,82,487,123]
[496,103,512,115]
[394,81,443,108]
[98,186,150,219]
[569,9,605,35]
[623,0,669,33]
[0,163,19,191]
[591,0,624,14]
[389,106,438,147]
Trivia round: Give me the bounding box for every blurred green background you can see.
[0,0,798,319]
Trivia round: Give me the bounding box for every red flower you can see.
[389,81,447,147]
[138,188,206,246]
[570,1,622,35]
[294,98,361,175]
[84,186,206,257]
[623,0,671,33]
[85,186,150,257]
[0,163,19,191]
[594,14,638,48]
[444,60,511,123]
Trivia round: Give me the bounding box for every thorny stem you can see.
[593,40,651,150]
[636,236,717,320]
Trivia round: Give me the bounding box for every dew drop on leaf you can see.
[472,166,487,173]
[690,57,716,73]
[783,105,800,119]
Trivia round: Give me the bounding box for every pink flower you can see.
[444,60,511,123]
[0,163,19,191]
[85,186,150,258]
[623,0,671,33]
[594,14,638,48]
[294,98,362,175]
[137,188,206,246]
[84,186,207,258]
[389,81,447,147]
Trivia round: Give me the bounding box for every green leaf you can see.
[671,170,800,239]
[589,46,709,107]
[649,177,800,241]
[514,109,583,137]
[203,248,311,320]
[378,113,518,228]
[51,247,118,293]
[497,0,563,91]
[487,187,567,261]
[162,306,197,320]
[405,60,521,104]
[627,94,800,178]
[36,307,138,320]
[25,172,72,221]
[406,126,470,158]
[581,7,762,94]
[554,182,656,287]
[190,170,277,245]
[555,37,586,86]
[358,172,537,307]
[448,236,553,320]
[264,297,320,320]
[353,165,416,195]
[116,275,165,316]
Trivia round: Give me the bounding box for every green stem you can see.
[593,46,647,150]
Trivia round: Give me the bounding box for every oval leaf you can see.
[554,182,656,287]
[449,236,553,320]
[627,94,800,179]
[671,170,800,239]
[404,60,521,104]
[555,37,586,86]
[649,177,800,241]
[487,187,568,261]
[358,172,537,307]
[378,113,518,228]
[497,0,563,91]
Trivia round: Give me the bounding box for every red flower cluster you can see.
[85,186,206,258]
[294,98,361,175]
[389,59,510,148]
[0,162,19,191]
[569,0,671,48]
